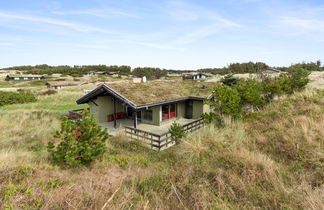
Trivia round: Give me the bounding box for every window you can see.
[143,110,153,121]
[162,103,177,121]
[170,104,176,119]
[162,105,169,121]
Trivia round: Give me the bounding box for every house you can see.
[132,76,147,83]
[46,81,84,89]
[262,69,282,75]
[5,74,49,81]
[87,71,120,77]
[76,81,214,150]
[183,73,209,80]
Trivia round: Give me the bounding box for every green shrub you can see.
[47,110,108,167]
[235,79,266,109]
[169,122,186,144]
[201,112,223,127]
[288,67,310,91]
[208,84,242,118]
[262,75,286,101]
[0,91,37,107]
[221,74,239,86]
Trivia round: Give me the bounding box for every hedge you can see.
[0,91,37,107]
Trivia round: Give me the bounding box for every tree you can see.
[47,110,108,167]
[132,67,167,80]
[208,84,242,118]
[169,122,186,144]
[234,79,266,109]
[288,67,310,91]
[220,74,239,86]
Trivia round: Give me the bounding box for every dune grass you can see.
[0,88,323,209]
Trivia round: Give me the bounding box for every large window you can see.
[143,110,153,121]
[162,103,177,121]
[162,105,169,121]
[170,104,176,118]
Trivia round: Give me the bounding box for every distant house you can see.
[76,81,213,150]
[132,76,147,83]
[46,81,84,89]
[5,74,50,81]
[87,71,120,77]
[262,69,282,75]
[183,73,209,80]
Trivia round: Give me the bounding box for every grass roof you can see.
[106,80,215,105]
[7,74,44,77]
[46,81,83,86]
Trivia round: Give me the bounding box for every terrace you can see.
[99,117,197,136]
[100,117,204,150]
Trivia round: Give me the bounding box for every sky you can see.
[0,0,323,70]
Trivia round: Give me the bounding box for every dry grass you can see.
[0,86,323,209]
[107,80,215,105]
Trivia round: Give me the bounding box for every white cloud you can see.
[267,5,324,42]
[51,8,140,19]
[103,39,184,51]
[0,42,15,46]
[0,11,116,34]
[165,0,243,45]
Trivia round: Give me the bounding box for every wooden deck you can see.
[125,118,204,151]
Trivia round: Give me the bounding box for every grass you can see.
[0,84,323,209]
[0,86,88,114]
[107,80,215,105]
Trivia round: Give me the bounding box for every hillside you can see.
[0,85,323,209]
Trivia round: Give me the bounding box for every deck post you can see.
[113,96,117,128]
[133,110,137,129]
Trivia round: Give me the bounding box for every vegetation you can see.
[0,88,323,209]
[169,122,186,144]
[205,67,311,121]
[220,73,239,86]
[200,60,323,75]
[235,78,266,109]
[40,89,58,95]
[2,61,322,78]
[132,67,167,80]
[0,69,322,209]
[107,80,213,105]
[0,91,37,107]
[277,60,323,72]
[2,64,131,77]
[48,111,108,167]
[208,84,242,118]
[200,62,269,75]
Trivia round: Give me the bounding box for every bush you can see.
[0,91,37,107]
[206,69,311,122]
[288,67,310,91]
[169,122,186,144]
[132,67,167,80]
[208,84,242,118]
[47,110,108,167]
[221,74,239,86]
[235,79,266,109]
[201,112,223,127]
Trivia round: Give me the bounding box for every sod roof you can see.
[77,80,215,107]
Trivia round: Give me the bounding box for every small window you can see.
[143,110,153,121]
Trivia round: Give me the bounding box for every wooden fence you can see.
[67,109,85,120]
[125,118,204,150]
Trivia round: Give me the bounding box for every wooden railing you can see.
[125,118,204,150]
[67,109,85,120]
[183,118,204,133]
